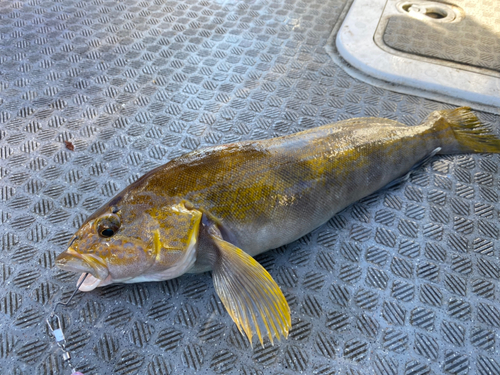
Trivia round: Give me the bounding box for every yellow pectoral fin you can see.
[210,236,291,347]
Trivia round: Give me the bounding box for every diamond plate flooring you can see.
[0,0,500,374]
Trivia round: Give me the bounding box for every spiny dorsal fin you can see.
[210,236,291,347]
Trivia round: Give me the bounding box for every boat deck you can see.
[0,0,499,374]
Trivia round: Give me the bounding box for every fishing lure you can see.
[46,274,89,375]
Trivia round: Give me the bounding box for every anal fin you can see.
[384,147,441,190]
[209,235,291,347]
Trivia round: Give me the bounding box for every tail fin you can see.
[437,107,500,154]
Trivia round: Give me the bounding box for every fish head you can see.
[56,193,202,291]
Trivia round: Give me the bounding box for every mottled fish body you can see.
[56,107,500,345]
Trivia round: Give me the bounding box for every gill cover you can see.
[144,202,203,281]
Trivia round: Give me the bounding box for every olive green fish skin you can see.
[96,114,449,264]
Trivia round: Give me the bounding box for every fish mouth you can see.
[77,272,107,292]
[55,249,109,292]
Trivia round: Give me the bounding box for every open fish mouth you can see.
[55,250,109,291]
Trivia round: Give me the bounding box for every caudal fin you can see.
[438,107,500,154]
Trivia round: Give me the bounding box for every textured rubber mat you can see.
[1,0,500,374]
[383,0,500,74]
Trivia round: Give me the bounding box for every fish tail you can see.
[434,107,500,154]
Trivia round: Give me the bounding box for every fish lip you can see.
[55,248,109,282]
[78,272,106,291]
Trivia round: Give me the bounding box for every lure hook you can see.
[51,272,89,313]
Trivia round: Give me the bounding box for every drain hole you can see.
[397,1,464,23]
[401,3,413,12]
[424,8,447,19]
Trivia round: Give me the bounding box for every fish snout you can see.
[56,250,108,280]
[56,251,92,272]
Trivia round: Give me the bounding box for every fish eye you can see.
[100,228,115,237]
[96,214,121,239]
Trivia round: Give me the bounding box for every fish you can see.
[56,107,500,346]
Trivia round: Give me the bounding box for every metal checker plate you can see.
[0,0,499,374]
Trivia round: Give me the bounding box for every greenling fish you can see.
[56,107,500,345]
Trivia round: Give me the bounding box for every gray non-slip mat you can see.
[0,0,499,374]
